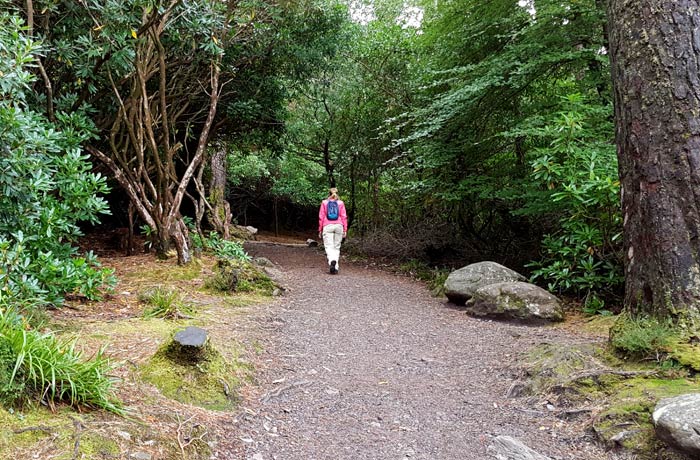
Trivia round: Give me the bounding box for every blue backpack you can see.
[327,200,339,220]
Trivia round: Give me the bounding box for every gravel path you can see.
[228,243,611,460]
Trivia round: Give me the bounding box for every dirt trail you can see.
[227,242,610,460]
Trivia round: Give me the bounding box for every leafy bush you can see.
[139,287,196,319]
[0,306,122,412]
[519,94,623,302]
[0,14,114,307]
[204,233,250,261]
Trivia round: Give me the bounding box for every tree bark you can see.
[209,143,231,239]
[607,0,700,319]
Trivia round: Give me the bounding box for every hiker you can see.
[318,187,347,274]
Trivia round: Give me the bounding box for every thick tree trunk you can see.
[608,0,700,319]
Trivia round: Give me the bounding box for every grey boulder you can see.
[653,393,700,457]
[444,262,526,305]
[466,281,564,322]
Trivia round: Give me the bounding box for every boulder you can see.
[253,257,274,267]
[653,393,700,457]
[306,239,319,248]
[444,262,526,305]
[487,436,551,460]
[466,281,564,322]
[231,225,258,240]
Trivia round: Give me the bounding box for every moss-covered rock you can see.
[140,334,244,411]
[592,376,699,459]
[205,259,277,295]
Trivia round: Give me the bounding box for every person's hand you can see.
[318,232,322,239]
[343,232,347,238]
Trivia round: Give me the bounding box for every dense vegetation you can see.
[2,0,697,413]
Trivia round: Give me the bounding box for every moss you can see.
[0,405,74,455]
[121,258,205,286]
[592,375,700,458]
[581,315,617,336]
[668,340,700,371]
[140,338,249,411]
[82,317,175,343]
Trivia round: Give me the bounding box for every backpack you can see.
[326,200,339,220]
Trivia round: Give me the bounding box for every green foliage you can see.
[523,94,622,300]
[204,233,250,261]
[139,287,196,320]
[0,14,113,307]
[0,305,122,412]
[610,314,677,361]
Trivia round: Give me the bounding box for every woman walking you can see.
[318,187,348,274]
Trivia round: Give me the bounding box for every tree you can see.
[607,0,700,322]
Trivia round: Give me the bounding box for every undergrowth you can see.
[0,305,122,413]
[398,260,449,296]
[139,286,196,319]
[610,313,676,362]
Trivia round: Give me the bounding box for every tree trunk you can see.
[323,138,335,187]
[607,0,700,320]
[209,143,231,239]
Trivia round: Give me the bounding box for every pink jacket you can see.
[319,199,348,233]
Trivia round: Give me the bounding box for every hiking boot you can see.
[330,260,337,274]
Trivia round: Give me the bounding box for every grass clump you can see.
[139,286,196,319]
[0,305,122,413]
[610,313,676,361]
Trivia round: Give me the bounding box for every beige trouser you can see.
[322,223,344,268]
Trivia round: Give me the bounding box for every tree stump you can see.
[166,326,210,364]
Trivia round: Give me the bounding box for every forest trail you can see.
[229,242,609,460]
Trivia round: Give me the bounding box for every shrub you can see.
[204,233,250,261]
[0,306,122,412]
[0,14,114,307]
[519,94,623,303]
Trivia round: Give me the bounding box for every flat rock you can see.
[653,393,700,457]
[488,436,551,460]
[174,326,208,347]
[466,281,564,322]
[444,262,525,305]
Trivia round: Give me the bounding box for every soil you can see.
[221,241,614,460]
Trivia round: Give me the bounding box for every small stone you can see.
[131,453,151,460]
[546,404,555,412]
[116,430,131,441]
[325,387,340,395]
